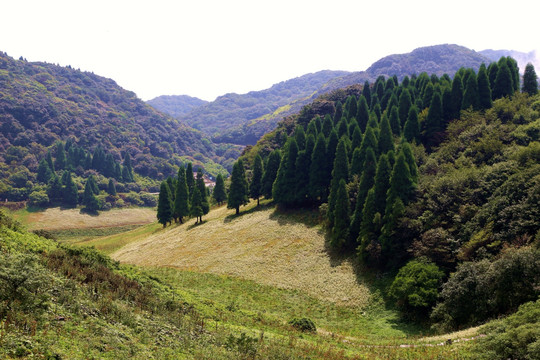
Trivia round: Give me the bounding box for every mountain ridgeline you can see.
[240,55,539,335]
[149,44,501,147]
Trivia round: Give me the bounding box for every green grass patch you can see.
[49,224,144,242]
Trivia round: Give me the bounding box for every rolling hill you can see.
[146,94,208,118]
[149,44,494,146]
[0,52,238,181]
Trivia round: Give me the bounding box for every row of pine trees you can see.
[229,57,538,267]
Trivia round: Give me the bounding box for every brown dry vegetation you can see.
[17,207,156,231]
[113,201,371,307]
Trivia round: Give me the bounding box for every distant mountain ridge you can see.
[147,95,208,118]
[149,44,505,146]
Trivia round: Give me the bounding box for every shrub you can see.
[289,317,317,333]
[388,258,443,319]
[472,299,540,360]
[28,190,49,207]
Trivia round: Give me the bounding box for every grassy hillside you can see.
[147,94,208,118]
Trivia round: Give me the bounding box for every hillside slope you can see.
[113,202,370,307]
[0,52,235,179]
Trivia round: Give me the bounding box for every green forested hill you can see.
[0,52,237,179]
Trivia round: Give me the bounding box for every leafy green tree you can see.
[330,179,350,250]
[107,178,117,196]
[522,62,538,95]
[228,159,249,215]
[249,154,263,206]
[389,259,443,318]
[213,173,227,205]
[157,181,173,227]
[327,138,349,225]
[309,134,329,203]
[261,150,281,199]
[37,158,53,184]
[477,63,492,110]
[273,138,299,207]
[64,172,79,207]
[403,106,420,143]
[174,167,190,223]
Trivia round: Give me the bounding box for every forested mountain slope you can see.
[0,52,237,178]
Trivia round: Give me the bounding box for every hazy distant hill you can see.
[175,70,349,145]
[147,94,208,118]
[0,52,235,179]
[155,44,494,146]
[479,49,540,72]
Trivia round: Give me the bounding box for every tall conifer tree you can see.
[261,150,281,199]
[196,169,210,216]
[331,179,350,250]
[273,138,299,207]
[249,154,263,206]
[477,63,492,110]
[327,138,350,225]
[522,63,538,95]
[228,159,248,215]
[213,173,227,205]
[174,167,190,223]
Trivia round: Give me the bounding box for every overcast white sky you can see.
[1,0,537,101]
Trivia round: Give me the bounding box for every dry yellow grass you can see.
[113,201,371,307]
[20,207,156,231]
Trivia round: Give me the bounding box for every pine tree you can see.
[449,73,463,120]
[346,95,358,120]
[403,106,420,143]
[356,95,370,132]
[306,118,319,138]
[422,82,434,109]
[213,173,227,205]
[92,146,105,173]
[388,106,401,136]
[86,174,99,195]
[64,172,79,207]
[327,138,350,225]
[386,150,415,209]
[423,91,443,149]
[107,178,117,196]
[337,118,349,139]
[46,175,61,204]
[295,134,314,206]
[462,70,479,110]
[249,154,263,206]
[46,151,55,172]
[378,114,394,154]
[82,177,99,212]
[373,154,392,215]
[357,188,379,263]
[493,58,514,99]
[507,57,520,93]
[196,169,210,216]
[37,158,53,184]
[349,148,363,177]
[174,167,190,223]
[309,134,328,203]
[330,179,350,250]
[398,88,412,127]
[188,185,202,224]
[261,150,281,199]
[55,142,66,171]
[321,114,334,138]
[522,63,538,95]
[362,81,371,106]
[122,152,134,182]
[273,138,299,207]
[477,63,492,110]
[84,153,92,170]
[294,125,306,151]
[186,163,195,196]
[228,160,249,215]
[333,102,343,124]
[157,181,173,227]
[351,125,363,150]
[325,130,339,182]
[104,154,116,178]
[349,147,376,246]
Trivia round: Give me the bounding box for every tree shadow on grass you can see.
[79,207,99,216]
[223,201,275,223]
[187,219,207,230]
